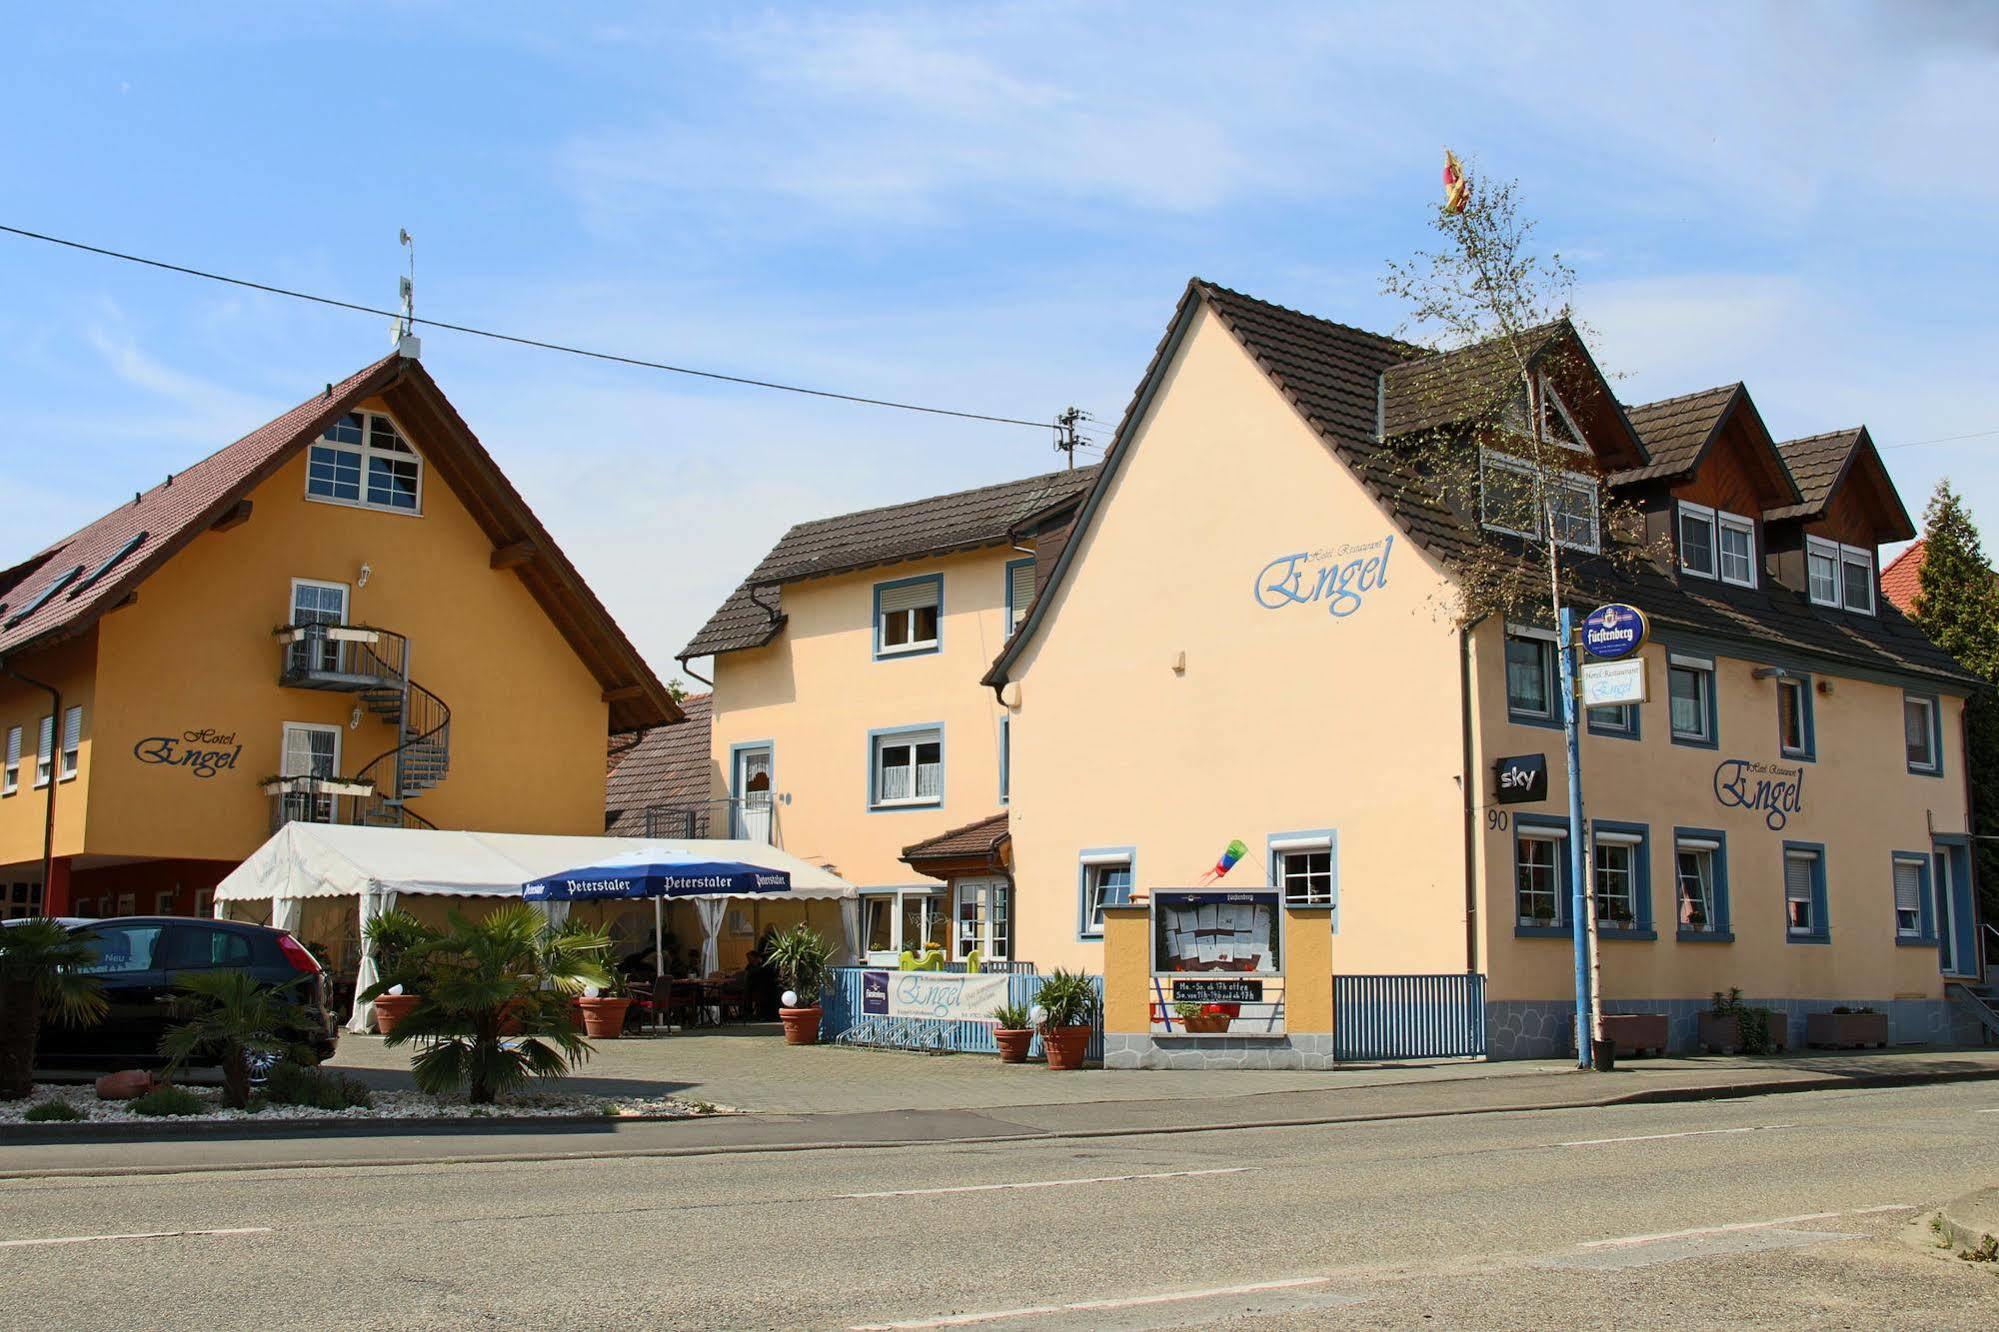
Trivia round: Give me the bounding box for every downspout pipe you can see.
[1457,623,1481,975]
[0,663,61,913]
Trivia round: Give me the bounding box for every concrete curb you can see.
[2,1061,1993,1178]
[0,1110,703,1147]
[1936,1187,1999,1254]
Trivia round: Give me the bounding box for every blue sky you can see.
[6,3,1998,678]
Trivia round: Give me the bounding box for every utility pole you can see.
[1053,406,1083,470]
[1556,607,1599,1068]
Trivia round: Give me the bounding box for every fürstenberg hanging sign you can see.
[1713,759,1805,831]
[1581,603,1649,659]
[1253,536,1394,618]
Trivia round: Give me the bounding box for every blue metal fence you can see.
[821,968,1102,1061]
[1334,973,1487,1061]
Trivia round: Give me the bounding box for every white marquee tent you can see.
[214,823,860,1032]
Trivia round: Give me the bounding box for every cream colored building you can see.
[684,278,1992,1057]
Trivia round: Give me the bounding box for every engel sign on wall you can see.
[861,970,1010,1023]
[132,729,243,779]
[1713,759,1805,830]
[1254,536,1394,618]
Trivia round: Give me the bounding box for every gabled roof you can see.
[606,693,713,835]
[0,353,680,732]
[1611,382,1800,504]
[1880,539,1926,615]
[681,465,1098,660]
[901,811,1009,870]
[984,277,1974,692]
[1768,427,1916,540]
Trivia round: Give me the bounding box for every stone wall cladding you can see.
[1485,997,1980,1060]
[1102,1033,1337,1070]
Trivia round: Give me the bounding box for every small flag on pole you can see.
[1442,149,1470,214]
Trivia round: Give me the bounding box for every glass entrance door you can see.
[733,746,774,843]
[952,877,1010,962]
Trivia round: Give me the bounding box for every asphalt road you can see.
[0,1082,1994,1330]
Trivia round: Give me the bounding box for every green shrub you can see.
[1034,969,1098,1028]
[991,1002,1031,1030]
[129,1085,206,1117]
[23,1099,84,1122]
[264,1061,373,1111]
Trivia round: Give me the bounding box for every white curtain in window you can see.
[346,887,398,1033]
[915,755,941,799]
[837,897,860,965]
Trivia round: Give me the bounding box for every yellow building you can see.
[680,469,1093,966]
[0,344,678,923]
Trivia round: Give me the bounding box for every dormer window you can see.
[1480,450,1599,553]
[307,411,422,514]
[1806,536,1875,614]
[1677,503,1757,588]
[1505,378,1587,453]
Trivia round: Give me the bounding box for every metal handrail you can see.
[275,622,409,685]
[639,798,781,845]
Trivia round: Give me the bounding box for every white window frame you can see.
[280,722,344,824]
[1538,378,1590,454]
[1675,838,1721,933]
[1904,695,1939,774]
[1892,855,1926,938]
[1784,848,1820,936]
[1505,624,1557,722]
[1271,833,1337,910]
[1668,652,1715,744]
[2,725,18,795]
[1716,512,1757,587]
[875,576,942,658]
[1838,543,1876,615]
[1592,828,1643,929]
[1777,676,1810,758]
[1677,501,1717,580]
[1806,536,1876,614]
[1080,851,1134,938]
[58,705,81,782]
[33,714,53,789]
[304,409,424,516]
[1806,536,1841,606]
[1479,449,1601,554]
[1515,826,1567,927]
[870,727,943,809]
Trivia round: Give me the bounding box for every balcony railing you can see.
[639,798,780,846]
[263,774,376,834]
[275,623,410,691]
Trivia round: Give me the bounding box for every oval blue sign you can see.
[1581,603,1649,660]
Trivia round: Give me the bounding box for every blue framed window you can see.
[1512,813,1571,937]
[1592,821,1653,939]
[866,724,943,811]
[1781,841,1829,944]
[998,714,1010,805]
[1268,830,1339,924]
[1673,826,1732,941]
[1505,630,1561,729]
[1078,848,1135,939]
[1776,674,1815,761]
[1903,692,1943,777]
[1004,557,1035,635]
[1891,853,1935,945]
[1667,651,1718,748]
[873,574,942,660]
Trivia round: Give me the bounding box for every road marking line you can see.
[0,1226,271,1250]
[836,1167,1250,1200]
[850,1276,1331,1329]
[1581,1205,1913,1250]
[1557,1123,1796,1147]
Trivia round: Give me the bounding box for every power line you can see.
[0,222,1053,431]
[1882,427,1999,451]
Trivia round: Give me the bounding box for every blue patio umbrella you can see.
[524,849,793,980]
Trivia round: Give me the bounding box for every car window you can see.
[161,926,256,970]
[76,924,164,974]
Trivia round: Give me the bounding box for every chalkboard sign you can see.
[1173,978,1264,1004]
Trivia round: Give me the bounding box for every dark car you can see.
[26,916,339,1071]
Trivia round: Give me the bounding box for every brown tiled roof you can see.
[1769,429,1864,518]
[1379,322,1562,438]
[1880,539,1925,615]
[0,354,681,731]
[901,811,1009,866]
[986,278,1975,691]
[1612,384,1741,484]
[681,467,1098,659]
[605,693,713,835]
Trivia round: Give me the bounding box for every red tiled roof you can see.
[1880,539,1925,614]
[901,811,1009,866]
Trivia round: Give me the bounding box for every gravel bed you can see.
[0,1083,730,1125]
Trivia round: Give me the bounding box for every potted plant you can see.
[1698,988,1786,1055]
[767,924,833,1045]
[992,1002,1034,1063]
[1034,968,1097,1070]
[1806,1005,1889,1049]
[363,909,439,1036]
[0,919,106,1101]
[1174,1000,1232,1034]
[360,904,610,1105]
[576,964,633,1039]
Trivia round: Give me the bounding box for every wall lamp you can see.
[1751,667,1791,681]
[357,562,374,588]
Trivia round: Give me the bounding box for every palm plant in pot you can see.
[363,909,439,1036]
[361,904,611,1104]
[766,923,833,1045]
[1034,968,1097,1070]
[0,919,106,1101]
[991,1001,1034,1063]
[571,929,633,1038]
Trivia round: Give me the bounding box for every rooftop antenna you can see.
[392,228,420,358]
[1053,406,1083,470]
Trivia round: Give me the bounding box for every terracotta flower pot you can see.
[1042,1024,1092,1070]
[994,1028,1034,1063]
[578,997,633,1039]
[372,993,421,1037]
[779,1006,822,1045]
[1181,1013,1231,1034]
[95,1069,160,1100]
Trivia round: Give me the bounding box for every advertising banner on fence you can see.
[861,971,1012,1023]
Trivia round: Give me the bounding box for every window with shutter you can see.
[875,576,942,657]
[1893,858,1924,937]
[1784,852,1817,934]
[34,715,53,788]
[2,726,18,795]
[870,726,944,808]
[59,706,81,780]
[1006,559,1036,633]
